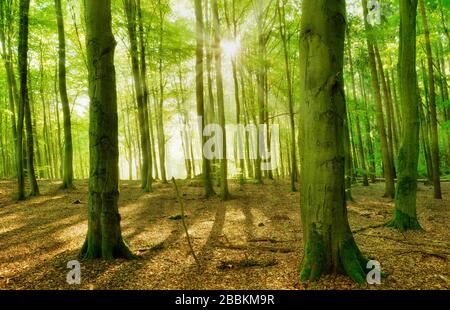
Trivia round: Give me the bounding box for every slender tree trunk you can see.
[362,0,395,197]
[157,0,167,183]
[124,0,152,191]
[81,0,134,260]
[419,95,433,184]
[277,0,297,191]
[137,0,153,189]
[344,112,355,202]
[419,0,442,199]
[17,0,29,199]
[212,0,229,200]
[195,0,214,196]
[375,46,396,172]
[55,0,74,189]
[254,1,266,185]
[347,30,369,186]
[0,0,17,174]
[387,0,421,230]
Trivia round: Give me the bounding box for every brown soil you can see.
[0,179,449,290]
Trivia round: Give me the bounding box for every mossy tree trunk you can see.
[387,0,421,231]
[55,0,74,189]
[298,0,368,284]
[81,0,134,260]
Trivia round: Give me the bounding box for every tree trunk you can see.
[362,0,395,198]
[195,0,215,197]
[137,0,153,190]
[16,0,30,200]
[124,0,152,191]
[299,0,368,283]
[55,0,74,189]
[81,0,134,260]
[359,72,377,182]
[387,0,421,231]
[212,0,229,200]
[347,32,369,186]
[157,0,167,184]
[419,0,442,199]
[277,0,297,191]
[375,46,396,172]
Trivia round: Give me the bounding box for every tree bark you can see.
[81,0,134,260]
[299,0,368,283]
[387,0,421,231]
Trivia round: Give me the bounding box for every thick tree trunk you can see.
[299,0,368,283]
[55,0,74,189]
[195,0,214,197]
[419,0,442,199]
[387,0,421,231]
[81,0,134,260]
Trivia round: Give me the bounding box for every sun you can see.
[220,38,241,57]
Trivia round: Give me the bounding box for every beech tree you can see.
[298,0,368,283]
[80,0,134,260]
[387,0,421,231]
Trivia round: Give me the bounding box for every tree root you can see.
[80,238,137,260]
[300,236,369,284]
[385,210,422,232]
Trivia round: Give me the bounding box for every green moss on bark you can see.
[386,209,422,232]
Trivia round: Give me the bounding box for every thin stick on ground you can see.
[172,177,201,270]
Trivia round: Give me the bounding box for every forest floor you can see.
[0,178,449,290]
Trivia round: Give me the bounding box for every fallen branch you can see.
[172,177,201,270]
[352,223,386,233]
